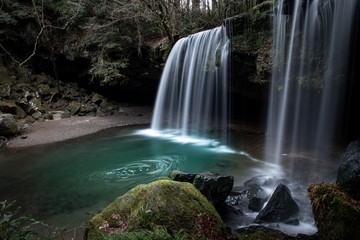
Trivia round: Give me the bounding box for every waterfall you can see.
[266,0,358,164]
[150,22,231,142]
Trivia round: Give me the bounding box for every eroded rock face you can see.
[86,180,226,240]
[0,114,19,137]
[336,140,360,200]
[308,182,360,240]
[254,184,299,223]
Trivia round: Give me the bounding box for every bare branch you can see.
[19,26,44,66]
[0,43,20,65]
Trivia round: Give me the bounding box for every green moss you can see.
[157,176,172,181]
[87,180,226,240]
[308,182,360,240]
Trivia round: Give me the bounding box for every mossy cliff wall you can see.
[230,1,272,123]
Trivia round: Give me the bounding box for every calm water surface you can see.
[0,126,277,230]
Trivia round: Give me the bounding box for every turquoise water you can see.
[0,126,275,229]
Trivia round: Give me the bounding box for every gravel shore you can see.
[6,106,152,149]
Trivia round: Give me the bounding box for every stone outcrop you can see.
[86,180,226,240]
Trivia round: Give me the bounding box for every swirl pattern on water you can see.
[89,155,182,186]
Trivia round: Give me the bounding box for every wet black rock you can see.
[336,140,360,200]
[168,170,234,206]
[248,183,269,212]
[254,184,299,223]
[168,170,197,183]
[193,172,234,206]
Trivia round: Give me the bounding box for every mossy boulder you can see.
[0,113,19,137]
[86,180,226,240]
[308,182,360,240]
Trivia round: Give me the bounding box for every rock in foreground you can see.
[308,182,360,240]
[254,184,299,223]
[86,180,226,240]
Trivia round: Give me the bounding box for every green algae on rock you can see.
[86,180,226,240]
[308,182,360,240]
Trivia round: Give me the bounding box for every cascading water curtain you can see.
[266,0,358,166]
[151,21,231,142]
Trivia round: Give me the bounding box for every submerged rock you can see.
[86,180,226,240]
[254,184,299,223]
[308,182,360,240]
[336,140,360,200]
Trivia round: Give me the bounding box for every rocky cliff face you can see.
[0,57,137,144]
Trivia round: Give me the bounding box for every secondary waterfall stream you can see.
[266,0,358,165]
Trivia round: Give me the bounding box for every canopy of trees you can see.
[0,0,262,87]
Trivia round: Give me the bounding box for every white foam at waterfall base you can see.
[136,129,235,153]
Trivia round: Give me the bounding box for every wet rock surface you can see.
[248,183,269,212]
[168,170,234,206]
[254,184,299,223]
[336,139,360,200]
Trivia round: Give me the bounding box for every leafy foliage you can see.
[0,0,261,86]
[0,200,67,240]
